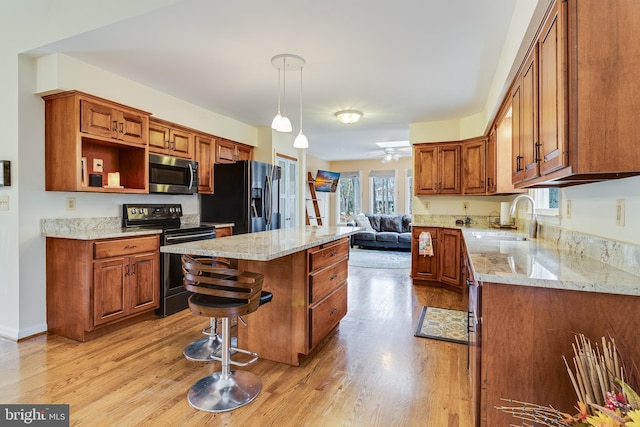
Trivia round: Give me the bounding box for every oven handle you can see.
[165,231,216,243]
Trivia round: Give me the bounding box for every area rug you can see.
[348,247,411,269]
[414,306,468,345]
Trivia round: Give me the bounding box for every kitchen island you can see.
[160,225,360,365]
[461,228,640,427]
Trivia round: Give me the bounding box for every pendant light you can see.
[271,55,294,133]
[293,64,309,149]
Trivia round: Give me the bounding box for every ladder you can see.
[305,171,323,226]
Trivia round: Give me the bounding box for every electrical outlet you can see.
[463,201,469,210]
[93,158,103,173]
[66,197,76,211]
[424,201,430,209]
[616,199,625,226]
[566,200,571,219]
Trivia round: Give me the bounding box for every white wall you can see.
[0,0,258,339]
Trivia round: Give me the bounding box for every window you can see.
[532,188,559,216]
[369,170,396,214]
[338,171,361,223]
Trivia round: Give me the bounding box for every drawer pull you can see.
[330,251,338,256]
[124,245,137,249]
[331,274,338,280]
[330,308,337,315]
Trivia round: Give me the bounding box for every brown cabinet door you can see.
[511,83,524,184]
[411,227,439,281]
[414,145,438,195]
[236,144,253,161]
[463,139,487,194]
[521,48,540,182]
[539,3,566,176]
[117,110,147,145]
[486,128,497,193]
[216,139,237,163]
[196,134,215,194]
[129,252,159,314]
[438,144,461,194]
[80,100,118,140]
[148,122,170,153]
[93,257,129,326]
[170,128,194,159]
[439,228,462,289]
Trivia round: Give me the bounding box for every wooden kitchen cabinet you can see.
[509,0,640,187]
[237,237,349,365]
[43,91,150,193]
[307,238,349,349]
[149,118,194,159]
[46,235,160,342]
[414,143,461,195]
[195,133,215,194]
[215,138,253,164]
[214,226,233,237]
[462,138,487,194]
[411,226,462,291]
[511,47,539,185]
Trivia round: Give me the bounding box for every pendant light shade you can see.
[293,64,309,149]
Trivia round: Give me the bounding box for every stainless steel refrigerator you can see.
[200,160,281,234]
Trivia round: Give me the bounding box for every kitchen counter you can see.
[461,228,640,297]
[41,222,234,240]
[159,225,361,261]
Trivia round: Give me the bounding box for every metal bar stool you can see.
[182,257,231,362]
[181,254,272,412]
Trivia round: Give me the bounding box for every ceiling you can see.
[28,0,522,162]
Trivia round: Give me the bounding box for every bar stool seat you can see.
[181,254,271,412]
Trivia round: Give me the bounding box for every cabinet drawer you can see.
[308,238,349,273]
[309,283,348,348]
[94,236,159,259]
[309,258,348,304]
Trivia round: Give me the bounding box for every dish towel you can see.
[418,231,434,257]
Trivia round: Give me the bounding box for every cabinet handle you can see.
[487,177,492,187]
[112,120,118,132]
[331,274,338,280]
[124,245,137,249]
[330,308,337,315]
[516,155,523,172]
[119,122,124,134]
[125,264,130,276]
[535,142,542,163]
[330,251,338,256]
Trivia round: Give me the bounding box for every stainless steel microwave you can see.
[149,153,198,194]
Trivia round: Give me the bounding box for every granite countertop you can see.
[460,228,640,297]
[160,226,361,261]
[41,221,234,240]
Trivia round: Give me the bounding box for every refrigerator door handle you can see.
[265,174,272,228]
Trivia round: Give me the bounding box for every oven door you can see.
[158,227,216,316]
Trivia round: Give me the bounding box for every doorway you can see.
[276,154,298,229]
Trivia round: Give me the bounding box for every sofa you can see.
[350,213,412,250]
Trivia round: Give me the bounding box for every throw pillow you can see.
[379,215,402,233]
[355,213,374,231]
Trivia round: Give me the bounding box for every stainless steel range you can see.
[122,203,216,316]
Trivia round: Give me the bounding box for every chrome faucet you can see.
[509,194,537,238]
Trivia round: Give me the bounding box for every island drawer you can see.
[94,235,159,259]
[308,238,349,273]
[309,283,348,348]
[309,258,348,303]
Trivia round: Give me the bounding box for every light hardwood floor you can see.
[0,263,472,426]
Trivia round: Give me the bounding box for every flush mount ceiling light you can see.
[271,54,305,134]
[335,110,362,124]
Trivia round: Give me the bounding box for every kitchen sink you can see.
[470,231,529,241]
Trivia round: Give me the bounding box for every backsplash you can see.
[41,214,200,234]
[412,214,640,278]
